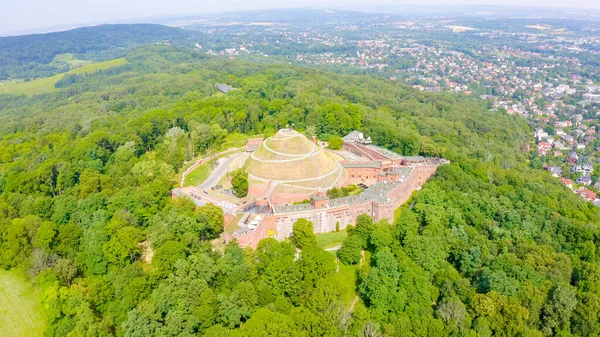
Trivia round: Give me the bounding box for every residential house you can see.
[534,129,549,141]
[561,177,574,188]
[548,166,562,177]
[537,142,553,155]
[577,188,597,201]
[576,174,593,186]
[567,152,579,164]
[553,141,569,151]
[573,162,594,175]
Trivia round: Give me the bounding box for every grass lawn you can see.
[0,269,46,337]
[184,159,215,187]
[220,133,254,150]
[316,230,347,250]
[332,263,359,307]
[1,58,128,96]
[182,149,245,188]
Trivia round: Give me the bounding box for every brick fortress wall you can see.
[233,164,439,246]
[230,132,446,248]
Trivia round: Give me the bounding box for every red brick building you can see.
[232,131,448,248]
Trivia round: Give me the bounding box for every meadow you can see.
[0,270,46,337]
[0,58,128,96]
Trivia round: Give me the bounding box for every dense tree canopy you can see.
[291,219,317,249]
[0,45,598,336]
[0,24,191,81]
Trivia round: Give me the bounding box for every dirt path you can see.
[349,296,360,312]
[0,82,8,93]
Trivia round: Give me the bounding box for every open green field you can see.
[52,53,93,69]
[0,270,46,337]
[0,58,128,96]
[316,230,347,250]
[68,58,128,75]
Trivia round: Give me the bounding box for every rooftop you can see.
[342,161,382,169]
[273,180,404,214]
[217,83,236,93]
[365,144,403,160]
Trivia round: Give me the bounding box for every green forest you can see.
[0,24,190,81]
[1,45,600,336]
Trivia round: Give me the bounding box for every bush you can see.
[328,135,343,150]
[230,168,248,198]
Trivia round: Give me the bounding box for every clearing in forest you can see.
[52,53,93,69]
[316,230,348,250]
[0,270,46,337]
[0,58,128,96]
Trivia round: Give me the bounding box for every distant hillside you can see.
[0,58,128,96]
[161,8,397,29]
[0,24,190,81]
[198,8,388,23]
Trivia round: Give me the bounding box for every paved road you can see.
[199,153,242,190]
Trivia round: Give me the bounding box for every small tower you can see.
[310,189,329,209]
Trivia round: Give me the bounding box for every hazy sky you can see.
[1,0,599,36]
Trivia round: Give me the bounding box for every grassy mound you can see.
[247,131,342,185]
[264,134,314,155]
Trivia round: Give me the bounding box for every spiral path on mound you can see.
[245,129,344,189]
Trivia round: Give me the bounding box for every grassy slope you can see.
[220,133,251,150]
[182,133,250,187]
[52,53,93,69]
[317,229,357,307]
[334,263,359,307]
[0,58,128,96]
[0,270,46,337]
[184,159,215,187]
[316,230,348,250]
